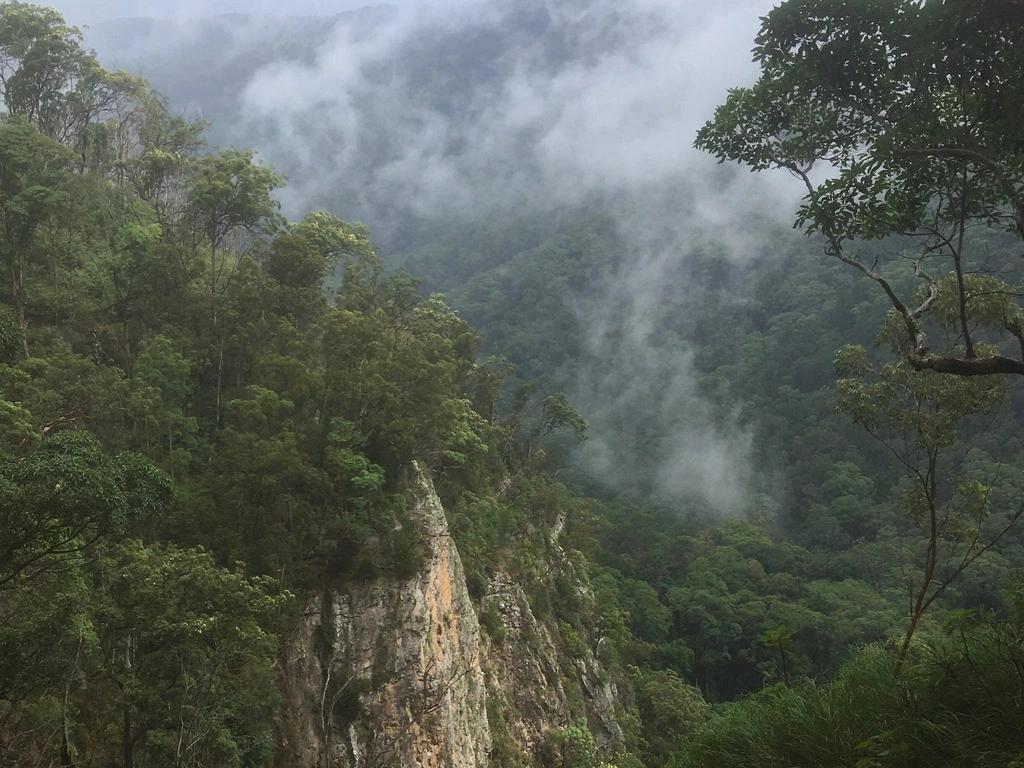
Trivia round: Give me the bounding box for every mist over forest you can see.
[6,0,1024,765]
[81,0,809,514]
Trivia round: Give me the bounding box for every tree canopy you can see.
[5,1,1024,766]
[696,0,1024,377]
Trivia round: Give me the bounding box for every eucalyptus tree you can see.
[87,542,286,768]
[0,2,94,141]
[0,118,77,356]
[696,0,1024,376]
[696,0,1024,664]
[0,430,172,589]
[187,149,282,298]
[186,149,281,425]
[835,343,1017,658]
[0,2,148,162]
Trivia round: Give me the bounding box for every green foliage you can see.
[386,197,1024,763]
[438,214,621,388]
[542,393,588,442]
[597,510,905,702]
[132,334,200,470]
[631,668,710,764]
[0,569,88,701]
[86,541,287,768]
[0,2,99,143]
[480,601,506,643]
[0,7,554,762]
[0,430,172,587]
[835,345,1014,655]
[0,540,287,768]
[292,209,376,297]
[7,3,1024,765]
[678,597,1024,767]
[542,720,599,768]
[188,148,283,300]
[760,624,792,685]
[0,395,32,452]
[835,347,1005,444]
[486,698,533,768]
[268,232,326,289]
[188,149,282,245]
[0,117,78,354]
[696,0,1024,377]
[559,621,591,659]
[0,302,20,363]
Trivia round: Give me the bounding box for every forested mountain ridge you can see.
[0,4,636,764]
[80,0,779,240]
[4,0,1024,766]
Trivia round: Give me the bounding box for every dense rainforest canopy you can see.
[2,0,1024,767]
[0,3,537,762]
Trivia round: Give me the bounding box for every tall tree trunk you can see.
[122,709,133,768]
[10,258,28,358]
[60,729,76,768]
[215,338,225,430]
[898,452,940,668]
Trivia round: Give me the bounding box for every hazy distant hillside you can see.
[82,0,803,513]
[84,8,393,132]
[83,0,777,233]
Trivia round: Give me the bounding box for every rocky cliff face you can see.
[275,466,621,768]
[275,466,490,768]
[481,572,623,761]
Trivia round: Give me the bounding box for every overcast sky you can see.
[59,0,413,26]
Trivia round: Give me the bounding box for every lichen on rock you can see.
[276,464,490,768]
[275,465,623,768]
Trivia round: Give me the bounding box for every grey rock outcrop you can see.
[480,569,622,758]
[276,466,490,768]
[275,466,623,768]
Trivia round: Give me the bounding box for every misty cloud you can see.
[234,0,804,514]
[233,0,791,222]
[87,0,808,513]
[568,184,794,514]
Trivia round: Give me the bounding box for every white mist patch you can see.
[232,0,784,223]
[570,215,756,515]
[656,425,754,514]
[566,171,806,515]
[66,0,391,25]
